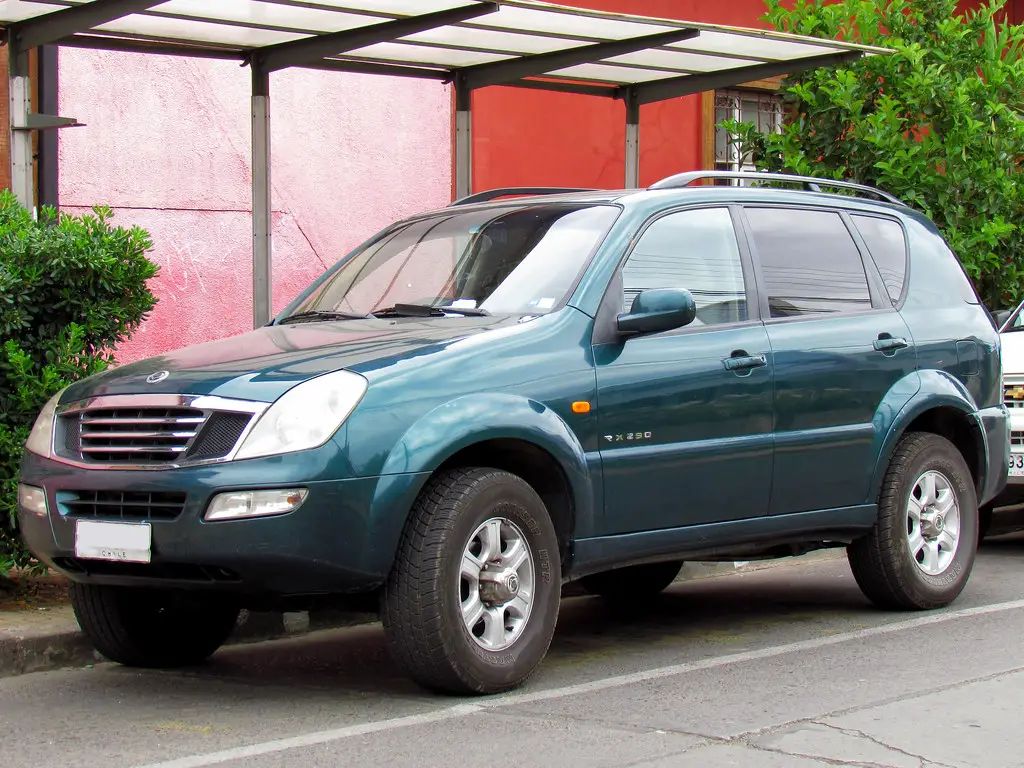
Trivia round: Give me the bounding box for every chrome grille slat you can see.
[81,416,205,425]
[80,445,189,454]
[80,430,199,440]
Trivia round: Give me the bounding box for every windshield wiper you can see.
[372,303,490,318]
[278,310,371,325]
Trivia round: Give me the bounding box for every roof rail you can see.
[449,187,599,207]
[649,171,905,206]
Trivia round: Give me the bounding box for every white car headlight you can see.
[234,370,368,460]
[25,390,65,459]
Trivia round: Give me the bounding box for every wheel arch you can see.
[871,370,987,502]
[367,394,595,575]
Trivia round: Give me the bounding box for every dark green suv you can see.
[17,171,1009,694]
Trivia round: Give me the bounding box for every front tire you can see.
[69,583,239,667]
[848,432,977,610]
[580,561,683,601]
[382,468,561,695]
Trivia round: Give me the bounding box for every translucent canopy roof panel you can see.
[0,0,889,96]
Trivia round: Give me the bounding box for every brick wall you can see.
[0,52,10,193]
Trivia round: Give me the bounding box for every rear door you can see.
[739,205,917,516]
[594,206,774,535]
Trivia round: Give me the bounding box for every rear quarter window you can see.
[851,214,908,305]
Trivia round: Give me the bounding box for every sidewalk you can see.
[0,553,843,679]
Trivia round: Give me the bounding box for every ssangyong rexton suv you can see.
[18,171,1009,694]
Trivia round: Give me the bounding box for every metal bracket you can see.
[13,113,84,131]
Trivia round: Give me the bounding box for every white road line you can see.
[138,597,1024,768]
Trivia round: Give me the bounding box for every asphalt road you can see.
[4,534,1024,768]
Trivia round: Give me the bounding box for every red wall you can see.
[470,0,1024,192]
[471,0,776,192]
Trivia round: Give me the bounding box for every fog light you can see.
[204,489,307,521]
[17,484,47,516]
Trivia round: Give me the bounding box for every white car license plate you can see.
[1010,453,1024,478]
[74,520,152,564]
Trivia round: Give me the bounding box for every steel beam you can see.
[454,78,472,200]
[628,50,864,105]
[457,28,699,91]
[503,79,618,98]
[251,64,273,329]
[252,3,498,73]
[8,46,32,209]
[5,0,164,51]
[624,89,640,188]
[57,34,243,60]
[306,59,449,80]
[37,44,59,209]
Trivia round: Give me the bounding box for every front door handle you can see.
[873,334,910,353]
[723,352,768,371]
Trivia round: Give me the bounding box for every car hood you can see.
[62,317,516,403]
[1002,330,1024,377]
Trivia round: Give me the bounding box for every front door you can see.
[595,206,774,536]
[739,205,918,516]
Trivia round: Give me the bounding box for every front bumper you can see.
[17,450,427,597]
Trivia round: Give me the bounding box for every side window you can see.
[851,214,908,304]
[745,207,872,318]
[622,208,747,326]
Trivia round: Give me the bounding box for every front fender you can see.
[364,393,595,574]
[868,369,985,502]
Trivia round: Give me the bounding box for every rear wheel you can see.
[69,583,239,667]
[382,468,561,695]
[978,503,994,541]
[848,432,977,610]
[580,561,683,601]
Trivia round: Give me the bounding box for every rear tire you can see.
[848,432,977,610]
[580,561,683,601]
[978,503,994,541]
[382,467,561,695]
[69,583,239,667]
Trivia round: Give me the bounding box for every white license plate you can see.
[1010,453,1024,477]
[74,520,152,564]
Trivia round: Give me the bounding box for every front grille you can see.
[53,558,239,582]
[1004,383,1024,409]
[58,490,187,521]
[57,405,253,466]
[1013,431,1024,448]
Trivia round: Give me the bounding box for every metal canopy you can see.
[0,0,888,328]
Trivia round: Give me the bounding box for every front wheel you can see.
[382,468,561,695]
[848,432,977,610]
[69,583,239,667]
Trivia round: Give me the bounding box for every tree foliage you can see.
[0,191,158,575]
[723,0,1024,308]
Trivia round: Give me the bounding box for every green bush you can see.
[723,0,1024,308]
[0,191,158,575]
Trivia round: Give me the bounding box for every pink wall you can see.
[58,49,453,364]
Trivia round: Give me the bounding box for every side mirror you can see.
[617,288,697,336]
[993,309,1012,329]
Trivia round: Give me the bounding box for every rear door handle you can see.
[873,335,910,353]
[723,352,768,371]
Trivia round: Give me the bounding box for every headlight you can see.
[25,390,64,459]
[234,370,367,460]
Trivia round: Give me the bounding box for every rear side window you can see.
[745,207,872,318]
[851,215,907,304]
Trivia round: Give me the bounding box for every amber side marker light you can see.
[572,401,591,414]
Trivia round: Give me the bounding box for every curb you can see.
[0,552,842,679]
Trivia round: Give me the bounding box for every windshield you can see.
[1003,300,1024,332]
[285,203,619,320]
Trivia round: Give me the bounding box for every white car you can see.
[987,301,1024,535]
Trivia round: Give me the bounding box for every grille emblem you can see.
[146,370,170,384]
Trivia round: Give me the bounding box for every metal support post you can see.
[624,89,640,189]
[251,64,272,329]
[8,44,33,209]
[454,77,472,201]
